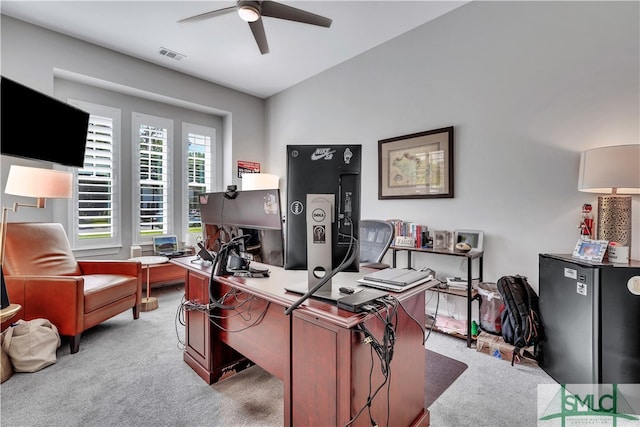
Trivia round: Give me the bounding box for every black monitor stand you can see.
[284,194,386,314]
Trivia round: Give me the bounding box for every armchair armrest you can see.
[78,260,142,277]
[4,275,85,336]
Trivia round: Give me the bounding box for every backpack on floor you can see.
[496,275,543,366]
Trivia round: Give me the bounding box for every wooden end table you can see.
[128,256,169,312]
[0,304,21,323]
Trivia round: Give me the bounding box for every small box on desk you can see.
[476,332,537,366]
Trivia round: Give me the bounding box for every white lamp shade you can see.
[242,173,279,191]
[578,144,640,194]
[4,165,73,199]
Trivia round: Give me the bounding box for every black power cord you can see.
[181,288,271,333]
[284,221,358,315]
[346,296,399,427]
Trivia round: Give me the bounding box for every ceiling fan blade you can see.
[261,1,332,28]
[178,6,236,23]
[249,19,269,55]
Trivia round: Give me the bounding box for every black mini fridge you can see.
[539,253,640,384]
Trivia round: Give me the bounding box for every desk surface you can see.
[171,256,429,328]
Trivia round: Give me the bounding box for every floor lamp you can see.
[0,165,73,267]
[578,144,640,257]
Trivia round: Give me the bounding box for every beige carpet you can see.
[1,285,468,426]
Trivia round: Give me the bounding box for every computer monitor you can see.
[197,188,285,267]
[285,145,361,275]
[152,235,182,257]
[284,145,361,301]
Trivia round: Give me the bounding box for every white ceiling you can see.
[1,1,468,98]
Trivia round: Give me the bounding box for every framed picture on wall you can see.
[453,229,484,251]
[378,126,454,199]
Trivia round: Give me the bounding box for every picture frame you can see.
[433,230,452,250]
[572,239,608,262]
[453,229,484,251]
[378,126,454,199]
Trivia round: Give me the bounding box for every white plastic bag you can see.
[477,282,502,335]
[2,318,61,372]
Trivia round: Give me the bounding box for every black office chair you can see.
[359,219,394,270]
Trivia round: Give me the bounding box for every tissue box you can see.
[476,332,537,366]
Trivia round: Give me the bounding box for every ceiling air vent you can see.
[158,47,186,61]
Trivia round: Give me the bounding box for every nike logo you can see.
[310,148,336,160]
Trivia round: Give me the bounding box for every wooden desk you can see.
[171,256,429,427]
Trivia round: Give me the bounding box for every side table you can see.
[128,256,169,312]
[0,304,21,323]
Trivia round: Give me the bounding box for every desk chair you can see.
[359,219,394,270]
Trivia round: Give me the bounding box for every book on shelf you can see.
[446,277,469,289]
[447,277,480,290]
[387,219,429,248]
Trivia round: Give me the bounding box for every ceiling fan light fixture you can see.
[238,5,260,22]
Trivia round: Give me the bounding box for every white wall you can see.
[1,15,266,257]
[1,3,638,291]
[265,1,640,291]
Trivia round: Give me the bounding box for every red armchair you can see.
[2,222,142,353]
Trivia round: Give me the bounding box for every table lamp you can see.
[0,165,73,265]
[242,173,279,190]
[578,144,640,252]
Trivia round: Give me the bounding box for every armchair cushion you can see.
[3,223,142,353]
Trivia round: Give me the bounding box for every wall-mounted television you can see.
[1,76,90,168]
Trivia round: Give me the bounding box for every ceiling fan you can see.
[178,1,333,55]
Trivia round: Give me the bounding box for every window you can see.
[182,123,215,237]
[132,113,173,242]
[67,100,121,250]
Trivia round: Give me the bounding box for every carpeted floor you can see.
[0,285,473,426]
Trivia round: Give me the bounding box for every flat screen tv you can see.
[1,76,90,168]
